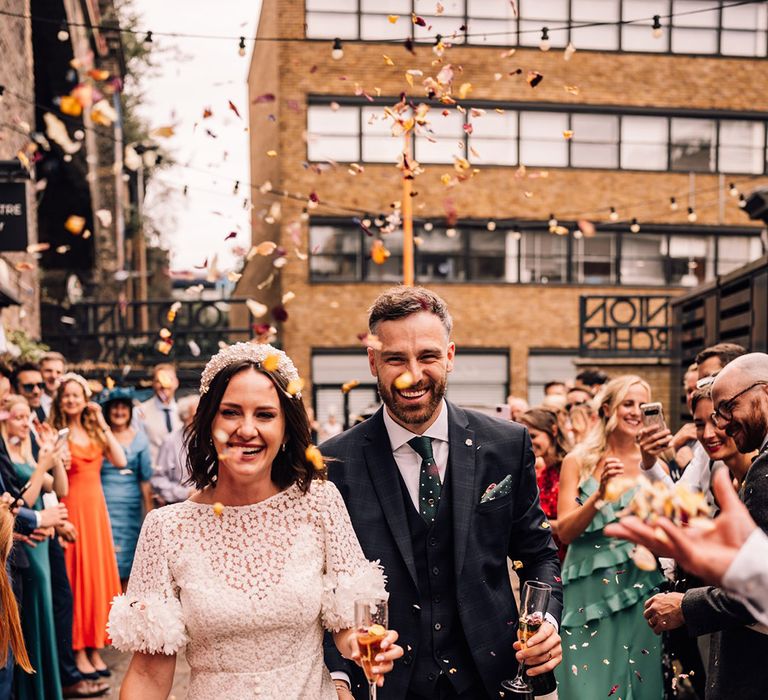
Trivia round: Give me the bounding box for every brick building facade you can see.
[236,0,768,424]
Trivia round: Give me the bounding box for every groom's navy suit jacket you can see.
[321,402,563,699]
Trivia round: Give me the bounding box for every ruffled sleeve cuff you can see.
[321,560,388,633]
[108,593,188,655]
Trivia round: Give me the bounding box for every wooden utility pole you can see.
[402,130,414,286]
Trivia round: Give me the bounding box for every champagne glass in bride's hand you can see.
[502,581,552,695]
[354,598,388,700]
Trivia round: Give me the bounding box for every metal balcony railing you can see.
[41,298,255,366]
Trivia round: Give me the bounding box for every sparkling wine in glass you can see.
[354,598,388,700]
[502,580,552,695]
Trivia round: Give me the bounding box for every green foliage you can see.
[3,329,50,363]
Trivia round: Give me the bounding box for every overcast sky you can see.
[131,1,262,272]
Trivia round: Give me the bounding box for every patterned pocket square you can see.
[480,474,512,503]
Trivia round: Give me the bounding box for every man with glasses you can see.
[675,353,768,700]
[12,361,47,423]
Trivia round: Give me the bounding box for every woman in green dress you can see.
[555,375,666,699]
[2,394,68,700]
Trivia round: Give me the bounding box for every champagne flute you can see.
[502,580,552,694]
[354,598,388,700]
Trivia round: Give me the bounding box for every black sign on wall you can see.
[0,181,29,252]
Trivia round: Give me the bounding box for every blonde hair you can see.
[571,374,651,482]
[0,395,34,465]
[0,503,33,673]
[48,379,107,449]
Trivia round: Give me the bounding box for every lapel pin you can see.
[465,438,473,446]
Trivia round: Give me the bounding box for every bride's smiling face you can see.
[211,367,286,483]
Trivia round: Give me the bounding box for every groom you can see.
[321,287,562,699]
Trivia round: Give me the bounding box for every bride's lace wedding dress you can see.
[108,480,386,699]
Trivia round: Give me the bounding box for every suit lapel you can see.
[363,410,418,587]
[447,403,476,579]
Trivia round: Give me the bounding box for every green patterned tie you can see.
[408,436,441,524]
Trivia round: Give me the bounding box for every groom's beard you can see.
[378,376,446,428]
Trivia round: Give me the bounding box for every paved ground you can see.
[102,647,190,698]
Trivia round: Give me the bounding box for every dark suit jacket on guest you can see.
[321,403,563,699]
[681,449,768,700]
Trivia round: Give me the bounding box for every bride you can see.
[108,343,402,698]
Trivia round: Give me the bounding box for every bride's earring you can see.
[281,443,287,452]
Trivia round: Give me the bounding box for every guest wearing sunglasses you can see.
[12,363,47,425]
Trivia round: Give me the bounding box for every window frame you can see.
[307,95,768,176]
[307,217,766,288]
[303,0,768,58]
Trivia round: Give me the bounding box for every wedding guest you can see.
[138,364,181,465]
[12,363,46,424]
[507,394,529,422]
[2,394,68,700]
[318,410,343,444]
[565,385,592,410]
[670,363,699,473]
[50,373,125,679]
[568,402,597,445]
[556,375,666,699]
[40,352,66,418]
[99,388,153,587]
[544,380,567,397]
[0,364,12,404]
[109,343,402,697]
[152,394,198,506]
[518,408,571,562]
[0,496,33,697]
[575,368,609,394]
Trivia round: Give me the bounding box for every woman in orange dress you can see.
[49,373,126,678]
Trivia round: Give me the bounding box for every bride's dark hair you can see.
[185,360,322,493]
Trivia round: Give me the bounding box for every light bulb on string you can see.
[539,27,551,52]
[238,37,246,57]
[233,181,240,194]
[512,227,522,240]
[630,218,640,233]
[331,38,344,60]
[548,213,558,230]
[57,20,69,42]
[424,221,434,232]
[729,182,739,197]
[609,207,619,222]
[669,196,679,211]
[652,15,663,39]
[687,206,697,223]
[486,220,497,231]
[738,194,747,209]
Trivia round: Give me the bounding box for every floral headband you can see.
[199,342,300,396]
[59,372,93,399]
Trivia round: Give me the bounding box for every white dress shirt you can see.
[382,400,449,512]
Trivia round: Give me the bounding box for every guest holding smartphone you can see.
[49,373,126,680]
[2,394,68,700]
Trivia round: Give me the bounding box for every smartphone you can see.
[495,404,512,421]
[55,428,70,446]
[640,402,666,430]
[41,492,59,509]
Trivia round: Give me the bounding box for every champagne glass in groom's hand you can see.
[502,581,552,695]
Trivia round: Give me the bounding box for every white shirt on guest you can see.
[383,399,449,512]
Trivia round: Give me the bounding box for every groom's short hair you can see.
[368,286,453,337]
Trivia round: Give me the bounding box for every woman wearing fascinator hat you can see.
[49,373,127,679]
[109,343,403,699]
[98,386,153,589]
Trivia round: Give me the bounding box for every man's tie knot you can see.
[408,436,434,463]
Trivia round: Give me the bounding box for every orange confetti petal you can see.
[394,371,414,390]
[262,354,280,372]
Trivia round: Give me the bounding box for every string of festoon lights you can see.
[0,0,759,60]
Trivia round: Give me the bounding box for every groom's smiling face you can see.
[368,311,454,434]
